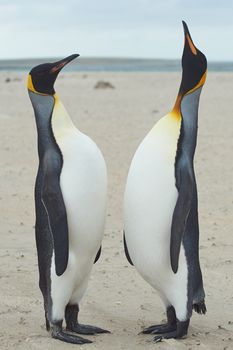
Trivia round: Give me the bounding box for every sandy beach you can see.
[0,71,232,350]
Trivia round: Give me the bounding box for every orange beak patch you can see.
[50,61,67,74]
[186,34,197,55]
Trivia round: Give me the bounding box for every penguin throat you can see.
[51,96,77,141]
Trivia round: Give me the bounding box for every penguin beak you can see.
[50,54,80,74]
[182,21,197,55]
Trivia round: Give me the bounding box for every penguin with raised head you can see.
[28,54,109,344]
[123,22,207,341]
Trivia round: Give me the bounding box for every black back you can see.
[170,22,207,275]
[29,92,69,277]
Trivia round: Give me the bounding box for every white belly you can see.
[124,126,178,283]
[59,131,107,261]
[50,99,107,320]
[124,114,189,320]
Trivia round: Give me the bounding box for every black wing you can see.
[94,246,102,263]
[123,232,134,266]
[41,150,69,276]
[171,81,204,274]
[170,157,194,273]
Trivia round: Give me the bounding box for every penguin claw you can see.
[153,330,179,342]
[67,323,111,335]
[52,329,92,344]
[153,328,189,342]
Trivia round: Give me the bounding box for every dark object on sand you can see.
[94,81,115,89]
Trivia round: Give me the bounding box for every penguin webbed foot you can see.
[51,320,92,344]
[152,319,190,342]
[67,323,111,335]
[65,304,110,335]
[52,330,92,344]
[142,305,177,335]
[142,323,176,335]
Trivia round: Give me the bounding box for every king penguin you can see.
[123,22,207,341]
[28,54,109,344]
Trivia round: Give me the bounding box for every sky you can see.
[0,0,232,61]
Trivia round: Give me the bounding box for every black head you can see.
[179,21,207,96]
[28,54,79,95]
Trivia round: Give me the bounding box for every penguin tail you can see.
[193,300,207,315]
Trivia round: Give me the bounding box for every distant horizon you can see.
[1,57,233,73]
[0,56,233,63]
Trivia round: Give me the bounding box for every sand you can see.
[0,71,232,350]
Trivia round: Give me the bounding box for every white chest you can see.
[51,98,107,262]
[50,97,107,321]
[124,114,181,281]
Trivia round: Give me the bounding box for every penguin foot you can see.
[142,306,178,335]
[142,323,176,335]
[52,330,92,344]
[65,304,110,335]
[51,320,92,344]
[67,323,111,335]
[153,319,190,341]
[153,330,179,342]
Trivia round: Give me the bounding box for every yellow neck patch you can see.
[27,74,37,93]
[171,70,207,118]
[185,71,207,96]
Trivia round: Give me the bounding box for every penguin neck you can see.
[51,94,78,141]
[178,87,202,159]
[171,71,207,118]
[29,91,55,158]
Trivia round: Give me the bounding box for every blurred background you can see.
[0,0,232,71]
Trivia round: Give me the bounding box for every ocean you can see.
[0,58,232,72]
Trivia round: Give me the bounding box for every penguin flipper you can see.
[41,151,69,276]
[94,246,102,263]
[170,161,194,273]
[123,232,134,266]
